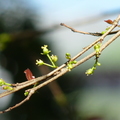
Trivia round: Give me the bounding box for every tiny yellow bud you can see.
[2,86,14,91]
[36,59,44,66]
[24,91,29,96]
[65,53,71,59]
[0,79,5,86]
[51,55,58,62]
[41,45,51,55]
[85,68,94,76]
[97,62,101,66]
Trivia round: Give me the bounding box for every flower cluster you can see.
[65,53,77,71]
[85,43,101,76]
[85,61,101,76]
[101,27,110,34]
[36,45,58,68]
[94,43,101,57]
[41,45,51,55]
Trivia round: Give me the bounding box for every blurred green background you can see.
[0,0,120,120]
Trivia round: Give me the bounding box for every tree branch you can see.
[60,22,119,36]
[0,15,120,113]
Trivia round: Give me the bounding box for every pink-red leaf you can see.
[24,68,35,80]
[104,19,113,24]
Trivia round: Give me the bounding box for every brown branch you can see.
[100,30,120,51]
[60,23,119,36]
[0,15,120,113]
[0,89,35,113]
[0,75,47,98]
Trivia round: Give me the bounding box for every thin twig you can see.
[60,23,90,35]
[0,89,35,113]
[101,30,120,51]
[60,23,119,36]
[0,75,47,98]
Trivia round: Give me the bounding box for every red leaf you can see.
[104,19,113,24]
[24,68,35,80]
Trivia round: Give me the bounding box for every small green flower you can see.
[94,43,101,57]
[67,60,77,71]
[51,55,58,62]
[94,43,101,51]
[65,53,77,71]
[0,79,5,86]
[0,78,11,86]
[24,91,29,96]
[85,68,93,76]
[97,62,101,66]
[85,67,96,76]
[67,63,73,71]
[65,53,71,59]
[101,27,110,34]
[69,60,77,64]
[41,45,51,55]
[2,86,14,91]
[101,31,106,34]
[36,59,44,66]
